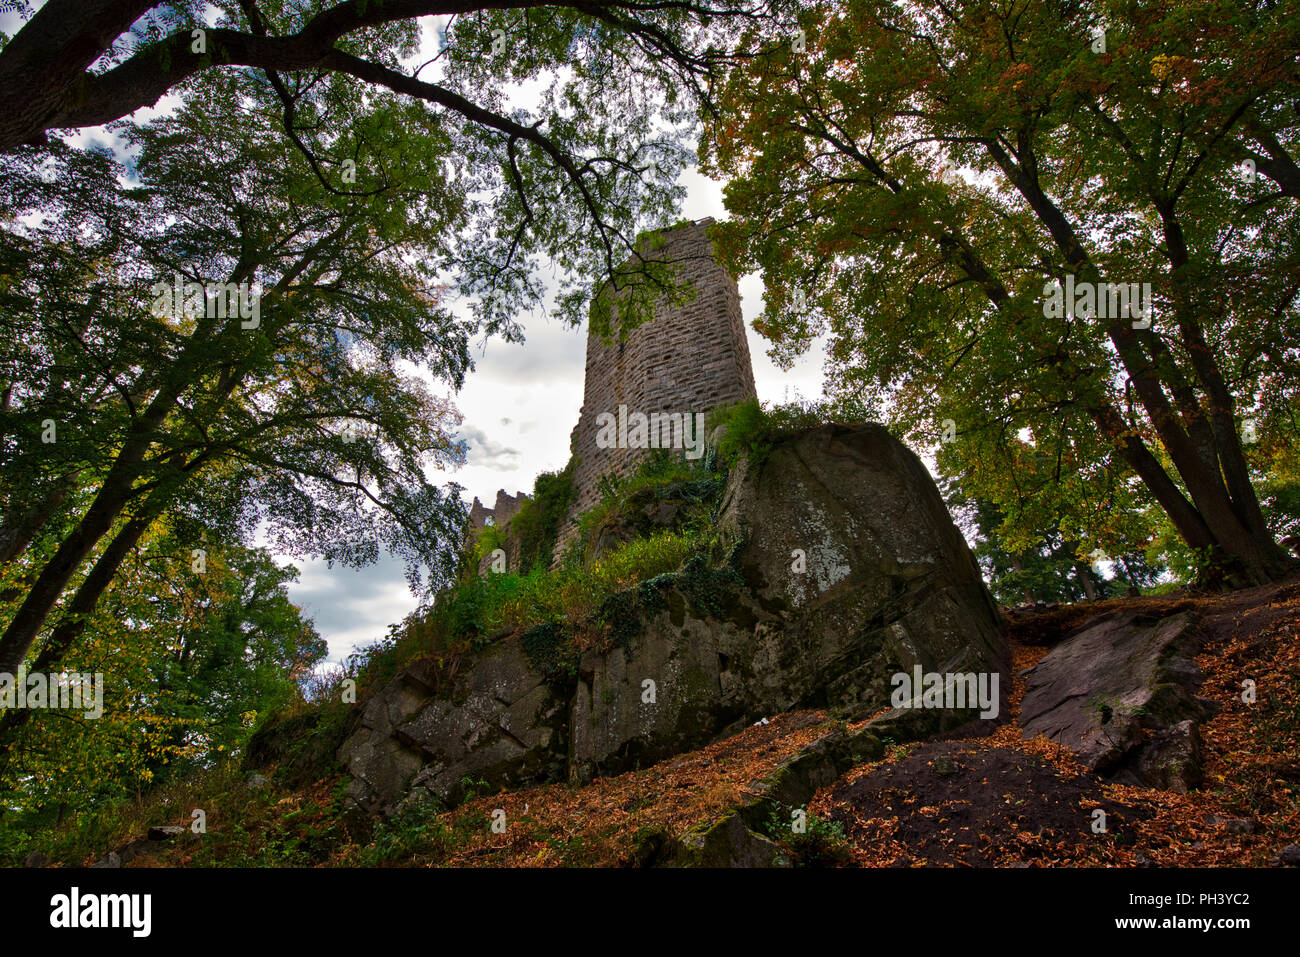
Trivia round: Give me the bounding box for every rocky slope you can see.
[41,576,1300,869]
[338,423,1010,814]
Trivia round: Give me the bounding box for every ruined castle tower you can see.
[554,217,757,557]
[465,489,528,571]
[467,490,528,534]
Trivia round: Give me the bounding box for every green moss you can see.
[630,825,670,866]
[708,397,869,472]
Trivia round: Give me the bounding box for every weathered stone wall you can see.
[554,218,756,558]
[467,490,528,534]
[466,489,530,573]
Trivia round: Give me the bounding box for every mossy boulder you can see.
[339,636,574,814]
[716,423,1009,707]
[244,705,353,788]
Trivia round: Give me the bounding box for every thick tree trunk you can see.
[0,0,576,150]
[0,479,134,674]
[0,474,79,568]
[986,139,1290,587]
[1009,554,1036,605]
[0,0,155,148]
[1157,208,1291,579]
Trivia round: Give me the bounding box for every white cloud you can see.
[290,555,420,667]
[455,424,522,470]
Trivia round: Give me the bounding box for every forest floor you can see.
[51,577,1300,868]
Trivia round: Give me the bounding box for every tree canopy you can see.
[703,0,1300,587]
[1,0,772,678]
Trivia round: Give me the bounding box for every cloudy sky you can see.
[289,161,831,667]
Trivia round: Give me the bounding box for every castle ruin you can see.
[466,489,529,570]
[556,217,756,553]
[468,217,757,567]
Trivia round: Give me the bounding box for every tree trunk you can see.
[1074,562,1098,602]
[986,138,1290,587]
[0,501,160,769]
[0,0,156,148]
[0,473,79,568]
[0,383,181,673]
[1009,554,1036,605]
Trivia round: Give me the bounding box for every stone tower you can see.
[554,217,757,557]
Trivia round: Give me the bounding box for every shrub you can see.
[349,418,778,692]
[508,460,577,572]
[759,804,854,867]
[576,449,725,547]
[709,397,859,471]
[353,526,711,691]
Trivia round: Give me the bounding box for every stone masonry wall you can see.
[467,489,529,573]
[554,218,757,558]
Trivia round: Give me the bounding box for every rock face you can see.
[1020,610,1217,792]
[341,636,572,814]
[338,423,1008,814]
[716,423,1008,710]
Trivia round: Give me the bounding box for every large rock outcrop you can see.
[716,423,1007,709]
[1020,610,1218,791]
[341,635,572,814]
[339,423,1008,815]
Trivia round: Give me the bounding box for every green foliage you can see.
[443,575,525,649]
[1258,471,1300,545]
[602,552,744,649]
[1,759,245,868]
[576,448,726,549]
[0,528,325,831]
[521,621,579,681]
[507,460,578,573]
[352,443,750,692]
[943,479,1169,603]
[356,527,709,690]
[472,522,508,568]
[674,551,745,619]
[458,776,491,803]
[703,0,1300,584]
[708,396,871,471]
[710,398,775,470]
[759,804,854,868]
[1,70,478,596]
